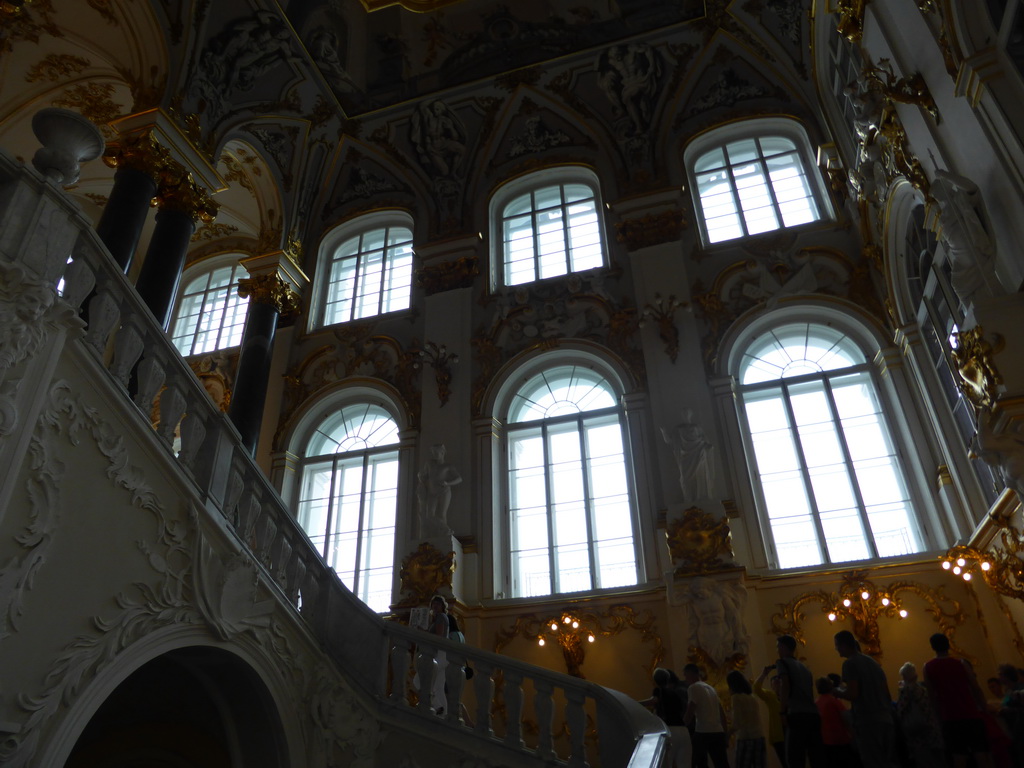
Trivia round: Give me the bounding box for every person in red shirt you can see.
[922,632,995,768]
[815,676,857,767]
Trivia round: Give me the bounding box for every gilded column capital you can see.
[154,165,219,224]
[103,130,172,181]
[836,0,868,42]
[237,273,300,317]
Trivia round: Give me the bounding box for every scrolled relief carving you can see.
[0,263,60,378]
[194,524,275,641]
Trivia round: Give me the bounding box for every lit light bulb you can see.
[538,638,545,646]
[982,562,992,571]
[881,598,890,606]
[572,621,579,629]
[963,572,972,581]
[587,635,595,643]
[843,598,852,607]
[957,558,967,567]
[861,591,870,600]
[551,623,558,632]
[953,566,961,575]
[828,613,837,622]
[899,609,908,618]
[563,616,571,624]
[942,561,951,570]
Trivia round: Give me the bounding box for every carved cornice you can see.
[237,274,300,317]
[615,210,687,251]
[666,506,735,576]
[417,256,479,296]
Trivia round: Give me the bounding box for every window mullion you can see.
[577,415,598,591]
[376,228,389,316]
[755,139,785,223]
[822,376,881,559]
[560,187,572,276]
[324,458,339,561]
[541,422,558,595]
[531,191,541,283]
[353,452,371,599]
[779,381,831,565]
[723,155,749,238]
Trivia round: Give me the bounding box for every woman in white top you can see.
[727,670,766,768]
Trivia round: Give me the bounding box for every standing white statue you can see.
[416,444,462,538]
[661,409,715,504]
[931,168,1002,308]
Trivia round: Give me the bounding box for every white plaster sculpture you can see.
[681,577,749,665]
[597,42,662,136]
[416,443,462,538]
[661,408,714,504]
[410,100,466,179]
[931,168,1002,308]
[976,413,1024,504]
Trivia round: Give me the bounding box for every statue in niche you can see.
[597,42,663,136]
[661,408,715,504]
[410,100,467,187]
[680,577,749,665]
[931,168,1002,307]
[416,444,462,538]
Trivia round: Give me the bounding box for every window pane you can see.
[321,226,412,326]
[171,262,249,356]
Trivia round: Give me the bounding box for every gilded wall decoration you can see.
[470,274,643,417]
[86,0,117,25]
[249,125,300,192]
[191,221,239,242]
[417,256,478,296]
[0,0,62,57]
[494,604,664,679]
[25,53,90,82]
[415,341,458,407]
[615,210,687,251]
[951,326,1003,411]
[83,192,108,207]
[942,520,1024,602]
[187,353,235,412]
[396,543,455,607]
[835,0,868,42]
[639,294,685,362]
[769,571,967,659]
[666,507,735,575]
[52,82,122,128]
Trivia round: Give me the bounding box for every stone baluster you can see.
[269,528,293,588]
[177,394,210,471]
[534,679,556,759]
[444,651,466,724]
[96,131,170,271]
[255,515,278,567]
[134,165,218,328]
[229,265,302,455]
[566,688,589,768]
[133,348,166,414]
[223,462,245,523]
[285,549,307,606]
[390,638,413,704]
[300,567,321,618]
[83,279,120,355]
[237,487,262,542]
[503,670,525,749]
[415,646,437,714]
[109,313,146,387]
[61,246,97,311]
[156,375,187,446]
[474,662,494,737]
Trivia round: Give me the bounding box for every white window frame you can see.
[684,118,832,247]
[488,166,607,290]
[169,255,249,357]
[310,211,415,331]
[495,357,641,599]
[725,310,934,571]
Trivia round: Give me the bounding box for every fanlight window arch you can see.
[736,322,924,569]
[170,261,248,356]
[296,403,400,613]
[505,364,638,597]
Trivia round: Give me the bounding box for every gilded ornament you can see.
[417,256,479,295]
[52,82,122,127]
[395,543,455,607]
[86,0,116,24]
[770,571,966,659]
[639,293,685,363]
[415,341,458,407]
[861,58,939,122]
[154,165,219,223]
[191,221,239,242]
[941,522,1024,602]
[666,507,735,575]
[237,274,300,317]
[615,210,687,250]
[1,0,63,57]
[835,0,868,42]
[25,53,89,82]
[951,326,1004,411]
[104,130,173,181]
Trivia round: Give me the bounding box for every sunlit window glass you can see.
[738,323,923,569]
[501,182,604,286]
[323,226,413,326]
[298,403,400,613]
[170,263,249,356]
[506,365,637,597]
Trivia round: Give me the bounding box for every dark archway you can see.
[65,646,287,768]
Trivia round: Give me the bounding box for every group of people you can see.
[647,630,1014,768]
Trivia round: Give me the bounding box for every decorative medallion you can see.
[666,506,735,575]
[396,543,455,607]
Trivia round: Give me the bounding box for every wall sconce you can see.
[639,293,686,363]
[415,340,458,407]
[824,580,909,657]
[536,612,596,679]
[941,526,1024,601]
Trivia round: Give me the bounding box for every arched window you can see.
[493,170,605,287]
[736,322,924,569]
[686,120,828,245]
[296,402,400,612]
[315,216,414,328]
[504,364,638,597]
[170,260,249,356]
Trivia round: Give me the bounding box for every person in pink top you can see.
[922,632,995,768]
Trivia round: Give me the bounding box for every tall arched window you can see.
[736,322,924,569]
[686,120,828,245]
[492,170,605,287]
[296,403,400,613]
[504,364,638,597]
[170,260,249,356]
[314,215,415,328]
